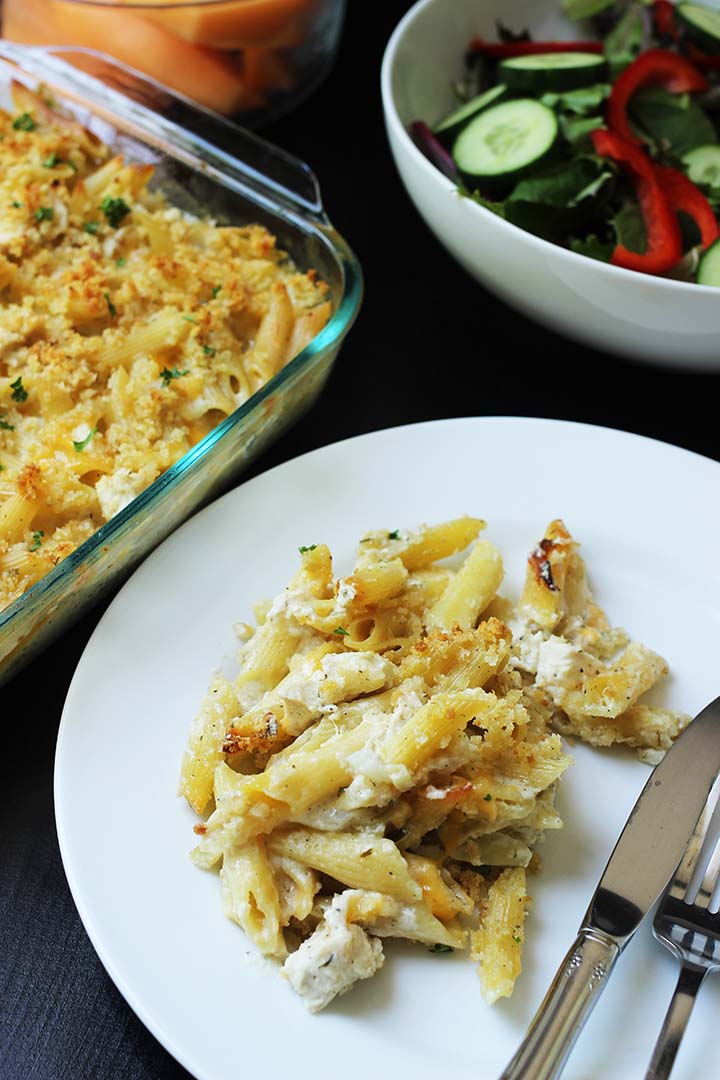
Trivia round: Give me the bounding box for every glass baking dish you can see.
[0,41,362,685]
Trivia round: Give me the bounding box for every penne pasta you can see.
[181,516,687,1013]
[426,539,504,631]
[381,688,496,773]
[471,868,530,1004]
[0,90,330,615]
[244,282,295,389]
[0,494,38,543]
[220,838,287,959]
[179,673,241,814]
[97,310,191,370]
[270,828,422,903]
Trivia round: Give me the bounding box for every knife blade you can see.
[500,694,720,1080]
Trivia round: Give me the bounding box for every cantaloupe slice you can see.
[6,0,266,115]
[243,47,293,93]
[122,0,316,50]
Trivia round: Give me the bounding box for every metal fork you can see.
[644,779,720,1079]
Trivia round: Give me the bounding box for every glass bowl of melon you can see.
[2,0,346,124]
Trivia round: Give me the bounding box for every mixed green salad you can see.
[411,0,720,283]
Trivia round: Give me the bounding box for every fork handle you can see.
[500,927,620,1080]
[644,963,707,1080]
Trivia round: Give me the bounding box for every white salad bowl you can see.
[381,0,720,369]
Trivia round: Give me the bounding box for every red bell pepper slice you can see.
[651,4,720,69]
[685,42,720,71]
[655,165,720,249]
[652,1,678,40]
[591,129,683,273]
[468,37,604,59]
[607,48,708,145]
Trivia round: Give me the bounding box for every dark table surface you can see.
[2,3,720,1078]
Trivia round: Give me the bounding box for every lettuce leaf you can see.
[541,84,611,115]
[562,0,616,19]
[508,157,614,208]
[611,200,647,252]
[604,3,648,78]
[629,87,717,156]
[571,234,614,261]
[560,114,606,146]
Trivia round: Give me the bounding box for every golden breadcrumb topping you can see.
[0,83,330,612]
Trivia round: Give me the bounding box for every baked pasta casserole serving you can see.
[181,517,690,1012]
[0,82,330,613]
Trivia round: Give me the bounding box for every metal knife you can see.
[500,694,720,1080]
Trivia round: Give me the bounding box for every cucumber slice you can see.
[434,85,507,142]
[452,99,558,181]
[697,236,720,284]
[676,3,720,54]
[499,52,608,93]
[682,145,720,186]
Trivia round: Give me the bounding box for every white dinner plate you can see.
[55,417,720,1080]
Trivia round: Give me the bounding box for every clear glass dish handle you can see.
[500,928,620,1080]
[0,40,325,222]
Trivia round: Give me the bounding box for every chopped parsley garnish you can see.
[104,292,116,318]
[298,544,317,554]
[73,427,97,452]
[484,793,493,802]
[160,367,189,386]
[34,207,53,222]
[10,377,27,402]
[100,195,131,228]
[333,627,349,636]
[115,257,126,267]
[83,221,99,235]
[0,415,14,431]
[202,344,216,357]
[42,153,60,168]
[388,530,400,540]
[29,530,44,552]
[211,285,222,298]
[12,112,36,131]
[183,315,197,324]
[11,201,22,209]
[513,936,522,945]
[428,944,453,954]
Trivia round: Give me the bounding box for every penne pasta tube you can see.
[244,282,294,388]
[471,867,530,1004]
[179,673,241,813]
[426,539,504,631]
[191,722,369,867]
[97,310,191,369]
[381,688,496,773]
[80,154,125,198]
[0,494,37,543]
[393,517,486,571]
[220,838,286,959]
[520,519,577,631]
[283,300,332,363]
[270,828,422,903]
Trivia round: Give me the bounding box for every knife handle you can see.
[500,927,620,1080]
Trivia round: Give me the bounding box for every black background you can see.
[2,3,719,1078]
